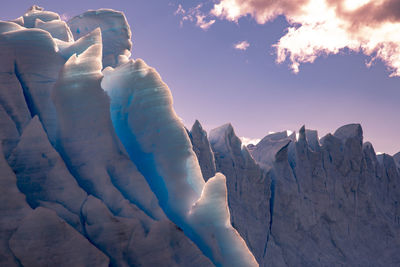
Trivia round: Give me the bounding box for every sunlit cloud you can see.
[286,130,293,136]
[234,40,250,50]
[196,14,216,30]
[175,4,215,30]
[60,13,70,21]
[184,0,400,77]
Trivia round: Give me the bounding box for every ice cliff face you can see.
[0,6,255,267]
[101,55,257,267]
[192,122,400,266]
[1,5,399,267]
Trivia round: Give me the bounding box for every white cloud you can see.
[234,40,250,50]
[240,137,261,146]
[187,0,400,77]
[196,14,216,30]
[175,4,215,30]
[286,130,293,136]
[60,13,70,21]
[174,4,185,16]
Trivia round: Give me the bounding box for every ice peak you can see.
[260,131,288,143]
[275,141,291,162]
[209,123,242,156]
[23,6,60,28]
[191,119,203,132]
[209,123,235,142]
[305,129,320,151]
[62,42,103,78]
[393,152,400,169]
[298,125,306,142]
[189,120,216,181]
[333,123,363,144]
[67,9,132,68]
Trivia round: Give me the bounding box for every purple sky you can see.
[2,0,400,154]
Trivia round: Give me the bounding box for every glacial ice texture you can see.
[0,6,256,267]
[1,5,400,267]
[102,58,257,266]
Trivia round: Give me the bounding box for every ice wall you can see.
[67,9,132,68]
[0,5,258,266]
[102,59,258,266]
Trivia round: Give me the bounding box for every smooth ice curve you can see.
[102,58,258,266]
[0,5,257,266]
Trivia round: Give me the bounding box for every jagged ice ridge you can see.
[0,5,400,267]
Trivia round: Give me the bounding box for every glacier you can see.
[201,122,400,266]
[101,56,257,266]
[0,5,399,267]
[0,5,255,267]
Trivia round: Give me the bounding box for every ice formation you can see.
[0,6,256,267]
[102,57,257,266]
[196,121,400,266]
[1,5,400,267]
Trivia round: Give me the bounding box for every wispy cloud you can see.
[174,4,215,30]
[196,14,216,30]
[234,40,250,50]
[181,0,400,77]
[60,13,70,21]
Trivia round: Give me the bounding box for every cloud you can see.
[195,0,400,77]
[196,14,216,30]
[211,0,307,23]
[240,137,261,146]
[60,13,70,21]
[175,4,215,30]
[286,130,293,136]
[234,40,250,50]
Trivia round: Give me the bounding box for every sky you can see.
[1,0,400,154]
